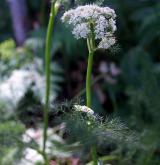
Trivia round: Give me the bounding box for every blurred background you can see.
[0,0,160,164]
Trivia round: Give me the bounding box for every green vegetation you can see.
[0,0,159,164]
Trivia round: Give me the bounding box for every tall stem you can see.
[86,26,98,165]
[86,38,94,107]
[91,146,98,165]
[86,24,95,107]
[43,2,58,164]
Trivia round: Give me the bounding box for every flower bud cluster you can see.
[61,4,116,49]
[74,105,94,115]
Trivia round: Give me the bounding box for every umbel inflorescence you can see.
[61,4,116,49]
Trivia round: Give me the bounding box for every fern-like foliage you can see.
[51,101,136,163]
[0,121,25,165]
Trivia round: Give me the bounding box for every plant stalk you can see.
[86,24,95,107]
[86,26,98,165]
[43,1,59,164]
[91,146,98,165]
[86,38,94,107]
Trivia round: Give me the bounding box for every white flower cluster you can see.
[0,69,45,109]
[74,105,94,115]
[61,4,116,49]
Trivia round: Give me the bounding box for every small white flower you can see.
[109,18,117,32]
[98,37,116,49]
[72,23,90,39]
[74,105,94,115]
[61,4,117,50]
[95,15,109,39]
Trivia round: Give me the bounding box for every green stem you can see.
[91,146,98,165]
[86,38,94,107]
[43,1,59,164]
[86,26,98,164]
[86,23,96,107]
